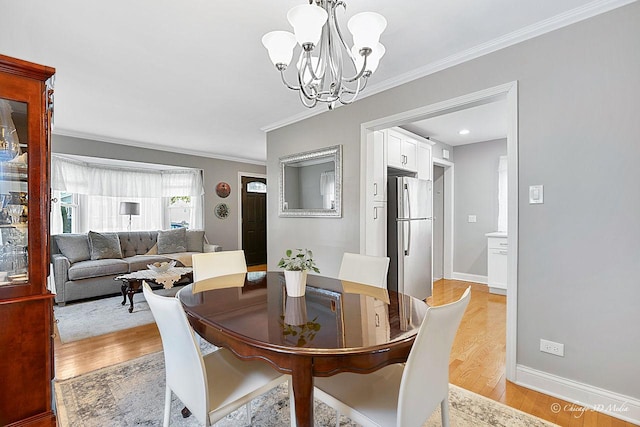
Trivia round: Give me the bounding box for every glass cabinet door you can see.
[0,98,29,287]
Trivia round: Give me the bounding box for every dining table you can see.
[178,271,429,427]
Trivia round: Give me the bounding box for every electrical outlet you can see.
[540,339,564,356]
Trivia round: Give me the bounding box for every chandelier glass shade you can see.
[262,0,387,109]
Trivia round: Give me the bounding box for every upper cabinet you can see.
[386,128,418,172]
[0,55,54,298]
[416,140,433,181]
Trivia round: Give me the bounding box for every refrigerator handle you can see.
[404,184,412,256]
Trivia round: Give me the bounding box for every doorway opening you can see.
[359,81,518,381]
[238,173,267,266]
[431,158,454,280]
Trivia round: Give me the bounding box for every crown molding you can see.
[262,0,636,133]
[52,128,266,166]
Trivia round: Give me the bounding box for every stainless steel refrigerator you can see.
[387,176,433,300]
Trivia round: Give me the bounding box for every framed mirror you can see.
[279,145,342,217]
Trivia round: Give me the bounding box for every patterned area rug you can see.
[54,288,181,343]
[55,351,557,427]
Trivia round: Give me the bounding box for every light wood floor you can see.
[54,272,632,426]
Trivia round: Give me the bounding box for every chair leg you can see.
[163,386,172,427]
[289,380,297,427]
[335,410,341,427]
[246,401,252,424]
[440,398,450,427]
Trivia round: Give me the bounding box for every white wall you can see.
[267,2,640,405]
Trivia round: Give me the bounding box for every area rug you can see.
[54,351,557,427]
[54,288,180,343]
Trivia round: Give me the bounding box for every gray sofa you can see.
[51,229,220,305]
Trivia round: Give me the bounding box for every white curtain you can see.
[51,155,204,232]
[161,170,204,229]
[497,156,508,233]
[50,190,63,235]
[320,171,335,209]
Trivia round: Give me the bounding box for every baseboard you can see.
[451,272,488,285]
[516,365,640,424]
[489,286,507,295]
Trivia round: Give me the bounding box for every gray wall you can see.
[52,135,266,252]
[267,3,640,399]
[283,166,300,209]
[300,162,332,209]
[453,139,507,277]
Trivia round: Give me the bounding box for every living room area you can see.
[48,141,267,339]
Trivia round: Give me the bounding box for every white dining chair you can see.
[191,250,248,292]
[338,252,390,288]
[142,282,291,427]
[314,286,471,427]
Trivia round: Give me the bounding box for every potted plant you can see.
[278,248,320,296]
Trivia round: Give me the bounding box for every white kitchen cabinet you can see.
[487,233,508,295]
[360,297,391,346]
[417,140,433,180]
[386,128,418,172]
[368,130,387,202]
[365,202,387,257]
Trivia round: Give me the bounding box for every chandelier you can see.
[262,0,387,109]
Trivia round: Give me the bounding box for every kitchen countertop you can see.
[485,231,508,238]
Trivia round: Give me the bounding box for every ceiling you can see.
[0,0,620,164]
[402,100,508,147]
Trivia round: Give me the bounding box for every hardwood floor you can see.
[54,272,632,426]
[428,279,634,427]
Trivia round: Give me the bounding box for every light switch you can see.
[529,185,544,204]
[468,215,477,223]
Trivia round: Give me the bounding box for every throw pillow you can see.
[55,234,91,264]
[145,243,158,255]
[88,231,123,260]
[157,228,187,254]
[186,229,205,252]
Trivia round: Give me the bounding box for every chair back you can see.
[338,252,390,288]
[192,250,248,287]
[143,283,210,425]
[397,287,471,426]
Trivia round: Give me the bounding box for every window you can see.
[168,196,192,229]
[59,192,78,233]
[51,155,204,233]
[246,181,267,193]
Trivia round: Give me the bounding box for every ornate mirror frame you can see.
[279,145,342,218]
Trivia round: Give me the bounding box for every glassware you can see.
[7,204,24,224]
[0,125,20,162]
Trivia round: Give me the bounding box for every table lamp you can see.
[119,202,140,231]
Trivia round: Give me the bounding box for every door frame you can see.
[359,81,519,381]
[432,158,454,280]
[237,171,267,251]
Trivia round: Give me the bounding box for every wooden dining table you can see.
[178,271,428,427]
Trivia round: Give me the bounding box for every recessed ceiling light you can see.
[459,129,470,135]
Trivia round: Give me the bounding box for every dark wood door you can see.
[241,176,267,265]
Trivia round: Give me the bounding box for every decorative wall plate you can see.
[216,182,231,198]
[214,203,229,219]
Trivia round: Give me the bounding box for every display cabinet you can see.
[0,54,56,427]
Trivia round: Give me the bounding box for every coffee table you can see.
[115,267,193,313]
